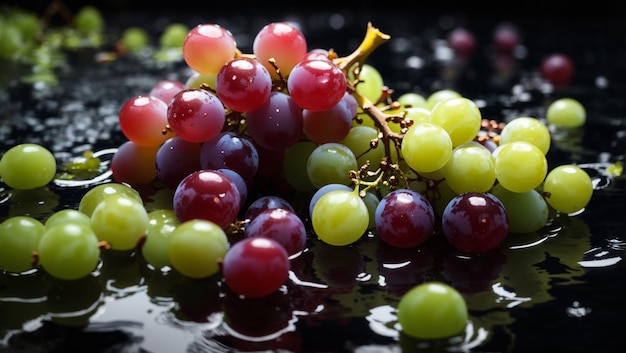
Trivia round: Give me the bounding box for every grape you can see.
[222,237,290,298]
[185,71,217,90]
[430,96,482,147]
[362,191,380,230]
[168,219,229,278]
[78,182,142,217]
[312,189,369,246]
[199,131,259,183]
[155,136,202,189]
[493,22,520,53]
[546,97,586,128]
[167,88,226,143]
[159,23,189,49]
[0,143,57,190]
[443,143,496,194]
[442,192,509,253]
[149,79,186,104]
[493,141,547,193]
[542,164,593,214]
[253,21,307,80]
[90,194,150,251]
[397,92,428,109]
[401,122,453,173]
[397,281,468,339]
[118,95,174,147]
[447,27,476,56]
[307,142,358,188]
[0,216,45,273]
[37,223,100,280]
[541,53,574,86]
[245,91,304,151]
[349,63,384,103]
[282,140,317,192]
[142,209,180,270]
[173,169,241,229]
[308,183,352,218]
[0,24,23,58]
[498,116,551,154]
[374,188,435,248]
[244,195,294,222]
[44,209,91,229]
[74,6,104,34]
[215,57,272,112]
[302,99,353,144]
[490,183,549,233]
[119,27,149,53]
[341,125,385,172]
[217,168,248,206]
[110,140,159,185]
[243,207,307,257]
[425,89,461,110]
[288,59,347,112]
[182,23,236,75]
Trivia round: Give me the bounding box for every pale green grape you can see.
[78,182,142,217]
[159,23,189,48]
[401,122,453,173]
[0,216,45,273]
[185,71,217,90]
[340,125,385,172]
[142,209,180,269]
[307,142,358,188]
[397,92,428,109]
[0,143,57,190]
[404,106,432,124]
[494,141,547,193]
[546,98,586,128]
[542,164,593,214]
[168,219,229,278]
[90,194,149,251]
[38,223,100,280]
[362,191,380,230]
[74,6,104,34]
[444,143,496,193]
[397,281,468,339]
[312,189,369,246]
[499,116,551,154]
[430,96,482,147]
[120,27,149,53]
[490,183,549,233]
[350,64,384,103]
[425,89,461,110]
[45,209,91,229]
[283,140,317,192]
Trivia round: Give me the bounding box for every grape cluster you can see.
[0,18,597,340]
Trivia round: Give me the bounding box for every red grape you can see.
[149,79,185,104]
[541,53,574,86]
[442,192,509,253]
[243,207,307,257]
[253,21,307,79]
[154,136,202,189]
[110,140,159,185]
[215,57,272,112]
[167,88,226,143]
[447,27,476,56]
[302,98,353,144]
[173,169,241,229]
[244,195,294,221]
[287,59,347,112]
[183,23,236,75]
[118,95,174,147]
[245,91,303,151]
[222,237,290,298]
[199,131,259,183]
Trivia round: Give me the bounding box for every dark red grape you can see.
[243,207,307,257]
[245,91,304,151]
[541,53,574,86]
[155,136,202,189]
[244,195,294,221]
[200,131,259,183]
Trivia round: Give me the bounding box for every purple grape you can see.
[200,131,259,183]
[155,136,202,189]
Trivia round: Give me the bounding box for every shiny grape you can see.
[0,216,45,273]
[38,223,100,280]
[0,143,57,190]
[542,164,593,214]
[167,88,226,143]
[168,219,229,278]
[90,194,150,251]
[312,189,369,246]
[215,57,272,112]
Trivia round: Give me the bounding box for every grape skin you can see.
[0,216,45,273]
[374,189,435,248]
[0,143,57,190]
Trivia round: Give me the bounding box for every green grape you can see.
[37,223,100,280]
[350,64,384,103]
[431,179,458,217]
[307,142,358,188]
[404,106,432,124]
[10,10,40,43]
[546,98,586,128]
[78,182,142,217]
[142,209,180,270]
[499,116,551,154]
[494,141,547,193]
[401,122,453,173]
[397,281,468,339]
[159,23,189,48]
[185,71,217,90]
[340,125,385,172]
[90,194,149,251]
[430,96,482,147]
[120,27,149,53]
[542,164,593,214]
[74,6,104,34]
[0,216,45,273]
[312,189,369,246]
[44,209,91,229]
[490,183,549,233]
[0,143,57,190]
[443,143,496,193]
[168,219,229,278]
[397,92,428,109]
[0,23,23,57]
[283,140,317,192]
[362,191,380,230]
[425,89,461,111]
